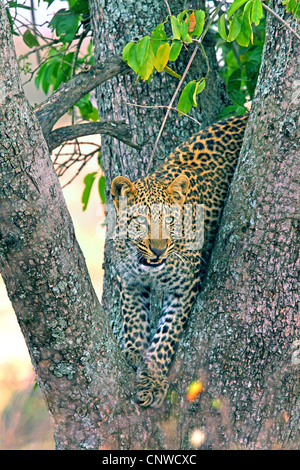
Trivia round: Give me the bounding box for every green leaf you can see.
[183,33,193,43]
[193,10,205,38]
[217,105,239,120]
[75,94,99,121]
[191,80,204,108]
[177,80,197,114]
[69,0,90,15]
[218,14,228,41]
[138,46,155,80]
[195,79,205,97]
[8,1,32,10]
[49,9,78,43]
[151,23,168,54]
[127,42,139,73]
[136,36,150,65]
[191,80,206,108]
[169,40,182,61]
[251,0,263,26]
[236,9,252,46]
[153,43,170,72]
[82,172,97,211]
[180,20,189,40]
[227,68,242,92]
[38,62,51,94]
[123,42,135,62]
[171,16,182,39]
[227,15,242,42]
[98,175,106,204]
[22,29,39,48]
[177,9,190,22]
[294,2,300,17]
[227,0,249,19]
[164,66,181,79]
[151,23,168,41]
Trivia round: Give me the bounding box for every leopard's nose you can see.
[150,246,167,257]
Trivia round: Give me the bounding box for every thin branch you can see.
[124,101,202,126]
[58,147,101,188]
[261,2,300,41]
[164,0,172,16]
[18,39,61,62]
[145,0,227,173]
[47,121,142,152]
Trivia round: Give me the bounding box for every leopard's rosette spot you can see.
[124,347,144,370]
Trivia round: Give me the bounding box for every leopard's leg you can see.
[136,284,197,408]
[121,283,151,370]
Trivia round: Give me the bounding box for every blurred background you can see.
[0,1,105,449]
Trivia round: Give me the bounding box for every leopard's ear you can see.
[111,176,136,210]
[167,174,189,205]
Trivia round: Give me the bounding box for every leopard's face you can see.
[111,174,189,272]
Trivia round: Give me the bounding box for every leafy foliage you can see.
[121,3,268,117]
[216,3,266,118]
[8,0,97,120]
[122,9,206,115]
[7,0,300,211]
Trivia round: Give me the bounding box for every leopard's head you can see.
[111,174,189,270]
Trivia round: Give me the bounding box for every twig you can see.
[146,44,200,173]
[18,39,61,62]
[261,2,300,42]
[124,101,202,126]
[164,0,172,16]
[47,121,142,152]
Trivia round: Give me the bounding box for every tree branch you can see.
[261,2,300,42]
[48,121,142,152]
[35,55,131,137]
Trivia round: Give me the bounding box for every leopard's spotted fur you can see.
[111,114,248,407]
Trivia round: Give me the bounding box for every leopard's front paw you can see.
[124,347,144,370]
[136,363,168,408]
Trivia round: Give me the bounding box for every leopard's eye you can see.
[134,215,148,225]
[164,215,174,224]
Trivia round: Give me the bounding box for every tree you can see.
[0,0,299,450]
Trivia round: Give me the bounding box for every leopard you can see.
[110,113,248,408]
